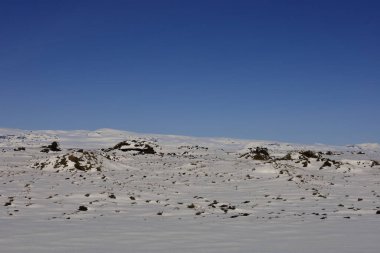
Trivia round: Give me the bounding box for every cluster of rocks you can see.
[33,149,102,172]
[297,150,342,169]
[178,145,208,151]
[41,142,61,153]
[240,147,271,160]
[239,147,345,171]
[32,139,160,172]
[103,140,157,155]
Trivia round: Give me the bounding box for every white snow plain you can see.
[1,128,379,253]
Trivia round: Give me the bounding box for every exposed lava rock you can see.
[32,150,102,172]
[240,147,271,161]
[300,150,320,159]
[104,140,157,154]
[320,160,332,170]
[41,141,61,153]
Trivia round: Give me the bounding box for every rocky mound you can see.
[103,140,157,155]
[32,150,102,171]
[240,147,271,160]
[299,150,321,159]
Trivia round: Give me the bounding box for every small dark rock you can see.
[78,205,88,211]
[322,160,332,167]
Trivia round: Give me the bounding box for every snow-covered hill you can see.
[1,128,379,253]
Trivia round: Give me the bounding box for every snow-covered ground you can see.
[1,128,379,252]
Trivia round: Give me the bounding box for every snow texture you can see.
[1,128,380,252]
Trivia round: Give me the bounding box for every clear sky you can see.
[1,0,379,145]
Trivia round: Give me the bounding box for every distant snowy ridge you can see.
[1,128,378,152]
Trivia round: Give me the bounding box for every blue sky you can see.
[1,0,379,144]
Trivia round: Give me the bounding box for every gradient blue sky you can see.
[1,0,379,144]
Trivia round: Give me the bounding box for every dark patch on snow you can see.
[104,140,157,155]
[240,147,271,161]
[41,142,61,153]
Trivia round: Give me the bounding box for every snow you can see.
[1,217,379,253]
[1,128,380,252]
